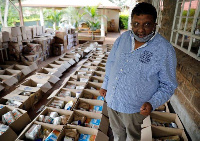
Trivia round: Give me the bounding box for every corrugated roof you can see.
[20,0,121,10]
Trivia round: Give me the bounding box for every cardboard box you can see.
[46,63,66,74]
[24,52,40,62]
[141,111,184,129]
[155,102,170,113]
[37,68,62,78]
[9,64,32,76]
[59,57,76,65]
[55,31,67,45]
[65,52,81,58]
[79,65,97,72]
[52,60,70,70]
[0,125,17,141]
[33,38,47,52]
[0,106,31,134]
[68,110,109,135]
[49,88,82,99]
[53,43,65,56]
[2,27,21,37]
[16,121,64,141]
[62,81,86,90]
[86,59,102,64]
[64,54,80,62]
[80,89,104,101]
[0,31,10,42]
[89,76,104,83]
[8,42,23,53]
[28,62,38,71]
[3,89,32,111]
[93,71,105,77]
[89,56,102,61]
[22,78,52,93]
[74,70,93,78]
[69,75,90,83]
[0,84,4,92]
[2,42,8,49]
[74,98,108,117]
[46,97,77,110]
[57,58,72,69]
[18,79,43,101]
[98,63,106,67]
[96,67,105,72]
[25,27,32,39]
[0,75,18,87]
[85,82,102,91]
[4,69,23,81]
[33,107,73,125]
[83,61,99,66]
[141,126,188,141]
[27,74,60,85]
[58,125,108,141]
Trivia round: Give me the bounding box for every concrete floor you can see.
[0,31,122,140]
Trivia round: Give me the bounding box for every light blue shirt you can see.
[101,30,178,114]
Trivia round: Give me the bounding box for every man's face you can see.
[131,14,156,38]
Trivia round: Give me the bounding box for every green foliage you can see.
[182,9,195,17]
[181,9,196,31]
[84,6,106,30]
[45,10,64,24]
[119,15,128,29]
[63,7,86,29]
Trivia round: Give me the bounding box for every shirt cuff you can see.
[101,80,108,90]
[147,100,156,111]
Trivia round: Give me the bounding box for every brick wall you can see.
[171,49,200,140]
[159,0,200,140]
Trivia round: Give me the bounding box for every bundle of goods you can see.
[82,93,104,101]
[77,101,103,113]
[71,112,101,130]
[38,111,70,125]
[151,118,178,128]
[1,109,22,125]
[25,124,61,141]
[48,100,74,110]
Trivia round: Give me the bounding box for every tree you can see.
[84,6,101,31]
[62,7,86,29]
[45,9,64,30]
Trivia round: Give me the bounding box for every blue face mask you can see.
[132,31,155,42]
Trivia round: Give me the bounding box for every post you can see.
[18,0,24,26]
[101,9,105,37]
[40,7,44,26]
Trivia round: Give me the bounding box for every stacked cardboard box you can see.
[73,32,79,46]
[67,33,74,50]
[1,27,23,61]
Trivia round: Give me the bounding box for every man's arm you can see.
[100,37,120,96]
[147,46,178,111]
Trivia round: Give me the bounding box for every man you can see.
[100,2,178,141]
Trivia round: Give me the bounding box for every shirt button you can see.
[126,60,128,62]
[116,77,118,80]
[120,69,123,71]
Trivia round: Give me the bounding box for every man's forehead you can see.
[132,14,154,21]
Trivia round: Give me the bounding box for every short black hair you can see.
[131,2,157,22]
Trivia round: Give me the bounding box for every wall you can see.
[106,9,119,32]
[159,0,200,140]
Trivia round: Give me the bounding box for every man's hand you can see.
[99,88,107,97]
[140,102,153,116]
